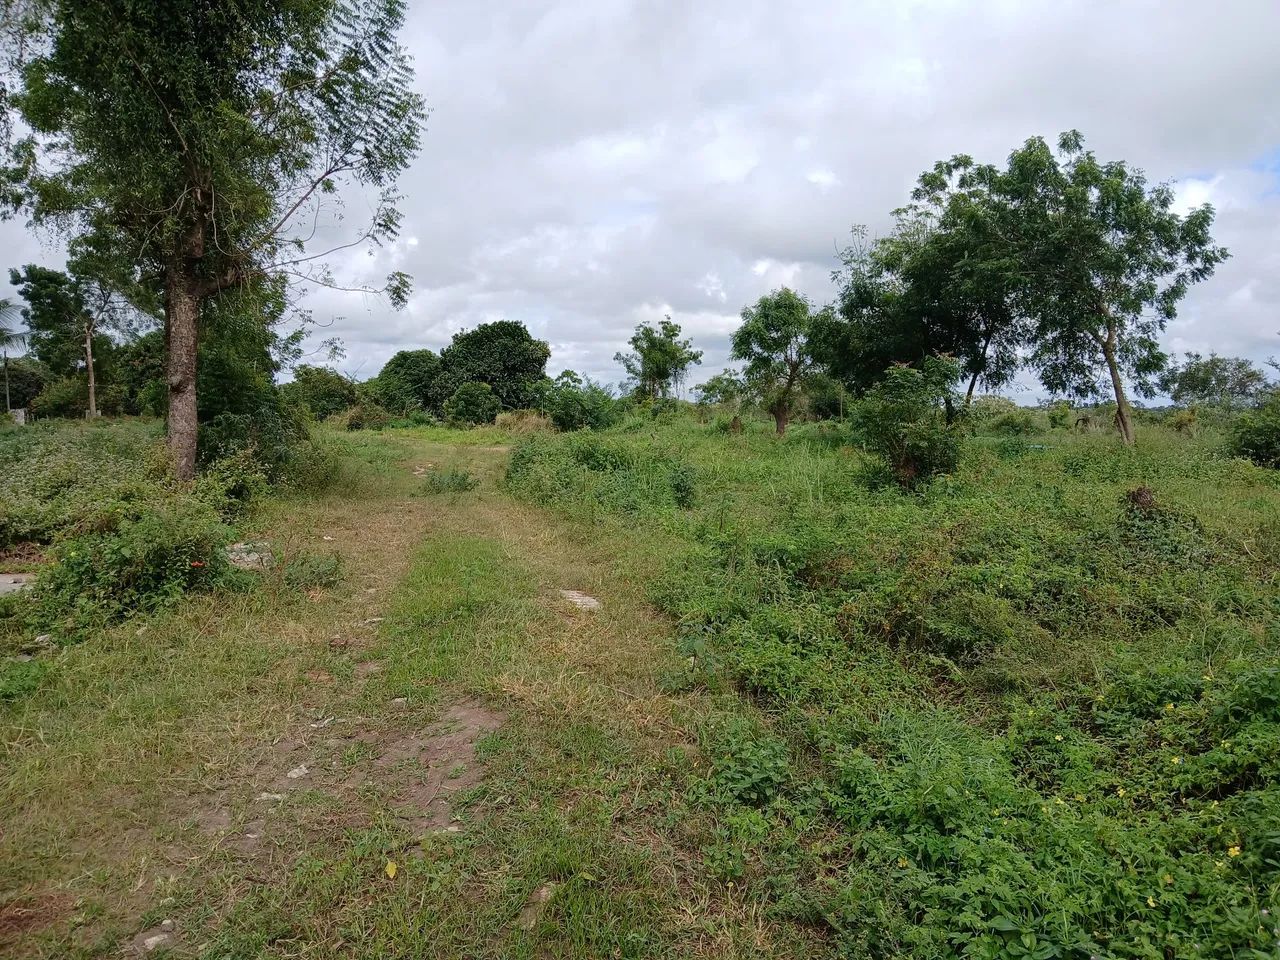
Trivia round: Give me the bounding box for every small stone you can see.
[142,933,171,952]
[159,919,175,932]
[559,590,601,610]
[33,633,53,647]
[286,764,309,779]
[257,792,284,802]
[390,697,408,706]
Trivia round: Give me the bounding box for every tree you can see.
[615,316,702,400]
[380,348,440,409]
[815,215,1026,411]
[281,365,359,420]
[1158,352,1270,411]
[853,356,963,489]
[443,381,500,426]
[913,131,1228,444]
[8,263,124,417]
[732,287,826,435]
[0,298,26,413]
[535,370,619,431]
[435,322,550,411]
[3,0,425,477]
[695,369,747,409]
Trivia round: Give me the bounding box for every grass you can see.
[3,413,1277,958]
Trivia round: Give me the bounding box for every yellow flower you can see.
[1117,787,1127,797]
[1220,740,1231,749]
[1054,734,1064,742]
[1055,797,1066,805]
[1163,874,1174,886]
[1171,756,1182,765]
[1228,845,1242,858]
[1147,896,1156,907]
[897,856,909,868]
[1075,794,1086,802]
[1165,703,1175,712]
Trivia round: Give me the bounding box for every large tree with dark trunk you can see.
[1,0,424,477]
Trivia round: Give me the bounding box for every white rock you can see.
[257,792,284,802]
[559,590,601,610]
[142,933,171,951]
[285,764,309,779]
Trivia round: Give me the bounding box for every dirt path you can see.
[2,436,792,959]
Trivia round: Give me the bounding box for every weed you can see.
[419,466,479,494]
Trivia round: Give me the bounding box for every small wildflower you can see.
[1228,845,1242,858]
[1147,896,1157,907]
[1165,702,1175,712]
[1171,756,1182,765]
[1117,787,1127,797]
[1211,800,1220,808]
[190,560,206,568]
[1075,794,1086,802]
[1054,734,1064,742]
[1202,674,1213,683]
[896,856,909,868]
[1221,740,1232,749]
[1163,874,1174,885]
[1055,797,1066,805]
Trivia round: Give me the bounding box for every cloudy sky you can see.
[5,0,1280,396]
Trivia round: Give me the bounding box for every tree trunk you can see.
[165,269,201,480]
[773,407,788,436]
[964,368,980,405]
[84,324,97,418]
[1102,337,1135,446]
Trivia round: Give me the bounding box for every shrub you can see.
[359,372,420,417]
[536,371,621,431]
[967,394,1017,423]
[280,364,360,420]
[852,357,963,488]
[986,408,1043,436]
[443,381,500,426]
[1045,399,1072,428]
[198,390,312,482]
[31,496,234,638]
[419,466,479,494]
[335,402,391,431]
[30,376,88,419]
[1229,391,1280,467]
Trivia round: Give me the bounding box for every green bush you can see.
[1229,391,1280,467]
[280,364,360,420]
[967,394,1018,423]
[336,402,392,431]
[419,466,478,494]
[986,408,1043,436]
[852,357,963,488]
[443,381,500,426]
[536,370,620,431]
[30,375,88,419]
[1046,399,1072,428]
[30,496,234,638]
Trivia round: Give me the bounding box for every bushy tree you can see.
[1229,391,1280,468]
[1159,352,1270,411]
[696,369,747,409]
[536,370,619,431]
[443,381,500,426]
[3,355,46,411]
[615,316,702,400]
[912,131,1228,445]
[853,356,963,488]
[282,365,359,420]
[732,287,826,435]
[380,348,440,409]
[2,0,425,477]
[435,322,549,411]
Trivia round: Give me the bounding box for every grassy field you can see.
[2,415,1278,958]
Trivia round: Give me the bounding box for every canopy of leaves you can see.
[380,348,440,408]
[443,381,500,426]
[435,321,550,411]
[535,370,619,431]
[1159,352,1271,410]
[732,287,825,426]
[282,365,359,420]
[615,316,703,400]
[696,369,746,408]
[8,265,95,375]
[3,355,48,409]
[853,356,964,488]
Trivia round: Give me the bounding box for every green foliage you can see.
[435,322,550,411]
[418,466,478,494]
[336,402,392,432]
[443,381,501,426]
[1046,399,1073,429]
[30,496,234,639]
[853,357,964,487]
[1160,352,1271,411]
[3,355,48,410]
[30,374,88,418]
[696,369,747,409]
[282,365,359,420]
[614,316,703,400]
[378,348,440,410]
[507,415,1280,957]
[732,287,826,434]
[1229,391,1280,467]
[535,370,620,431]
[985,409,1043,436]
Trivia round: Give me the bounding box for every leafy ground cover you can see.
[506,415,1280,959]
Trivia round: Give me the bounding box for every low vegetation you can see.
[506,411,1280,958]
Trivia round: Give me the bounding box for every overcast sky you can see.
[4,0,1279,397]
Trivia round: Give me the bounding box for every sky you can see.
[3,0,1279,398]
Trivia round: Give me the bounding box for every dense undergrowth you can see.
[506,416,1280,959]
[0,419,358,694]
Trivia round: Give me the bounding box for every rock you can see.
[0,573,34,596]
[141,933,170,952]
[257,792,284,802]
[159,919,175,932]
[226,542,273,571]
[285,764,309,779]
[559,590,601,610]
